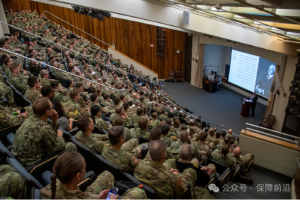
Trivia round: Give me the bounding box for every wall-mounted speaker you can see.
[183,11,190,26]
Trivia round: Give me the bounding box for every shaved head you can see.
[234,147,241,157]
[228,129,233,134]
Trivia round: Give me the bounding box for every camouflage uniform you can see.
[9,74,29,94]
[167,126,179,138]
[161,135,172,147]
[110,113,132,127]
[170,141,202,161]
[148,119,160,130]
[206,134,216,149]
[63,100,83,120]
[212,149,236,172]
[229,153,253,175]
[40,78,51,87]
[11,115,77,166]
[0,104,25,129]
[159,114,169,121]
[0,165,27,199]
[134,159,197,199]
[128,128,150,141]
[101,138,141,173]
[0,82,14,104]
[192,141,211,164]
[75,131,109,154]
[95,116,110,132]
[25,87,42,103]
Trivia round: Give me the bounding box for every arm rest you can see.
[232,164,241,183]
[218,168,231,190]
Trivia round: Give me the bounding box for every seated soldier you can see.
[9,61,28,94]
[212,145,254,185]
[64,90,89,120]
[41,85,55,100]
[166,119,179,138]
[132,107,148,125]
[206,128,216,149]
[25,76,42,103]
[159,111,169,121]
[229,147,254,175]
[215,131,225,149]
[164,144,215,188]
[40,152,147,199]
[101,126,141,173]
[110,106,132,127]
[113,117,131,142]
[170,130,202,161]
[148,112,160,130]
[0,165,27,199]
[160,124,172,147]
[91,105,111,132]
[192,131,212,164]
[75,115,109,155]
[134,140,213,199]
[12,97,77,166]
[0,104,28,129]
[128,117,150,141]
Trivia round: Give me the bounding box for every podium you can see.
[203,79,218,93]
[241,98,252,118]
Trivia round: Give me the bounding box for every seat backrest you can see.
[30,187,42,199]
[94,154,126,180]
[6,133,15,146]
[123,172,160,199]
[7,82,32,107]
[7,158,43,189]
[60,128,72,143]
[176,71,183,78]
[69,127,80,136]
[209,159,228,174]
[0,141,16,163]
[139,136,149,145]
[0,124,21,147]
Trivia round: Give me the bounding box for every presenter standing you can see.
[251,92,258,117]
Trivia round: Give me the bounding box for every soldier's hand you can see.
[98,190,109,199]
[21,112,28,119]
[201,166,208,171]
[201,151,207,155]
[51,110,59,123]
[57,129,63,137]
[170,168,179,175]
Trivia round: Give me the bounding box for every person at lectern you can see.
[255,65,276,96]
[250,92,258,117]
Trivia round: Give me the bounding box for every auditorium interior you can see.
[0,0,300,199]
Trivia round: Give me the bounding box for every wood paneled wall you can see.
[2,0,186,79]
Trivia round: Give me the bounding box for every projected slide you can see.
[228,49,276,99]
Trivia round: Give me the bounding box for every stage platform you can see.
[162,81,266,135]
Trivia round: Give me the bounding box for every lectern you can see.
[241,98,252,118]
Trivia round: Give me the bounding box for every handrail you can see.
[108,45,158,75]
[0,48,122,91]
[43,11,110,47]
[246,123,300,140]
[107,64,159,87]
[0,21,90,62]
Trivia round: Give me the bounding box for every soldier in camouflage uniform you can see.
[25,76,42,103]
[91,105,112,133]
[101,126,141,173]
[40,152,147,199]
[0,81,15,105]
[8,61,29,94]
[134,140,198,199]
[212,145,236,172]
[0,165,27,199]
[148,112,160,130]
[0,104,27,129]
[128,117,150,141]
[206,128,216,149]
[110,106,132,127]
[75,115,110,155]
[192,131,212,164]
[160,124,173,147]
[228,147,254,175]
[159,111,169,121]
[12,98,77,166]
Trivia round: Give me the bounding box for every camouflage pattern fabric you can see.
[110,113,132,127]
[101,139,140,173]
[0,82,14,104]
[25,87,42,103]
[11,115,75,166]
[134,159,197,199]
[148,119,160,130]
[40,171,113,199]
[63,100,82,120]
[161,135,172,147]
[0,104,24,129]
[192,141,211,163]
[128,128,150,141]
[40,78,51,87]
[0,165,27,199]
[212,149,236,172]
[9,74,28,94]
[75,130,109,155]
[95,116,110,132]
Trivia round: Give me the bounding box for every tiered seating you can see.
[0,9,246,199]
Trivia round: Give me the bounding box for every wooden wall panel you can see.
[4,0,186,79]
[2,0,32,12]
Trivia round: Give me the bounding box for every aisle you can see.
[162,81,266,135]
